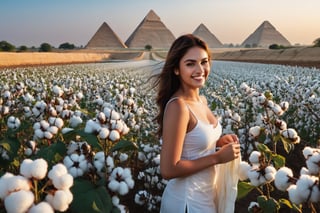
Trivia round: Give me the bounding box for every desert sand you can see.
[0,47,319,69]
[212,47,320,68]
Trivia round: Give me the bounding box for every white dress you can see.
[160,99,222,213]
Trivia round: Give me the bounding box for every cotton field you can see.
[0,60,319,212]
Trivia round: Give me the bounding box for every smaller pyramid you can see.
[86,22,126,49]
[193,24,223,48]
[125,10,175,49]
[241,21,291,48]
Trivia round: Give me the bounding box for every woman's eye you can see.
[201,60,208,65]
[186,63,195,67]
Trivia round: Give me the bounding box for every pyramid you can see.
[125,10,175,49]
[86,22,126,49]
[193,23,223,48]
[241,21,291,48]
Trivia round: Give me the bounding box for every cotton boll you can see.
[275,119,287,130]
[106,156,115,173]
[248,201,260,212]
[54,118,64,129]
[287,185,303,205]
[94,160,104,172]
[109,130,120,142]
[63,156,74,169]
[310,181,320,203]
[302,146,314,159]
[300,167,310,175]
[23,106,32,117]
[52,173,73,190]
[40,120,50,130]
[29,202,54,213]
[104,108,121,120]
[119,153,128,162]
[274,167,293,191]
[249,126,261,138]
[4,190,34,213]
[6,175,31,193]
[306,153,320,175]
[33,122,41,130]
[48,126,59,135]
[99,128,110,139]
[125,177,135,189]
[0,172,14,199]
[118,181,129,195]
[84,119,101,133]
[271,104,284,116]
[279,101,289,111]
[108,179,120,192]
[264,166,276,182]
[247,169,261,187]
[20,159,33,178]
[239,161,251,181]
[135,190,148,205]
[48,163,68,180]
[296,175,315,202]
[281,128,299,143]
[44,131,53,139]
[69,115,82,128]
[138,152,147,162]
[31,158,48,180]
[52,85,64,97]
[249,151,261,164]
[51,190,70,212]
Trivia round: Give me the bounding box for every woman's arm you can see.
[160,98,240,180]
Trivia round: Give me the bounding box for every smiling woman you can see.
[154,34,241,213]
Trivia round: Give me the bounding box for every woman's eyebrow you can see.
[183,57,208,63]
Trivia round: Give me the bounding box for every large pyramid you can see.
[241,21,291,48]
[86,22,126,49]
[125,10,175,49]
[193,23,223,48]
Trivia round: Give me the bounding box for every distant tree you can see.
[269,44,279,49]
[18,45,28,52]
[252,43,258,48]
[313,38,320,47]
[59,42,75,49]
[244,44,251,48]
[0,41,15,52]
[145,44,152,51]
[39,43,52,52]
[269,44,286,49]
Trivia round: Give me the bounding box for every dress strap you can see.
[164,97,198,120]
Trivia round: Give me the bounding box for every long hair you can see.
[154,34,211,137]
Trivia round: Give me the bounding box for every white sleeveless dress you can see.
[160,98,222,213]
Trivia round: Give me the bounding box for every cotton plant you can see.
[132,142,167,212]
[0,159,73,213]
[233,83,312,212]
[266,146,320,211]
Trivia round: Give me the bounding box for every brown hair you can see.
[154,34,211,137]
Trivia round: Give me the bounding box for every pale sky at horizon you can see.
[1,0,319,47]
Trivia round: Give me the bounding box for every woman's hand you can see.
[216,134,239,147]
[215,142,241,164]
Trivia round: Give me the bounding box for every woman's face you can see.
[176,46,210,89]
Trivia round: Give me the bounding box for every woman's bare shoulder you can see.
[165,97,189,117]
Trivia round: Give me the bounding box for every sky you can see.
[1,0,319,47]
